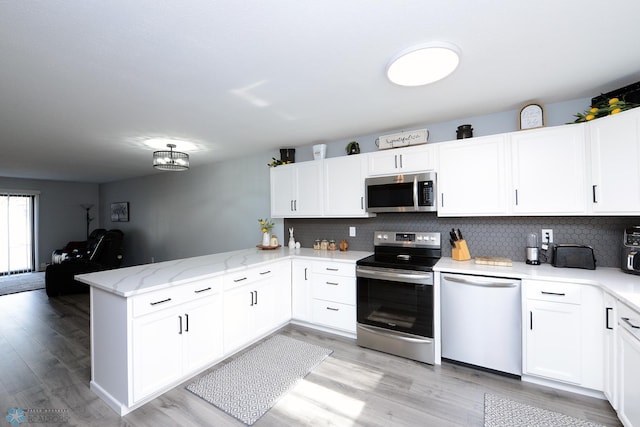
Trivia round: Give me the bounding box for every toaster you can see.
[551,244,596,270]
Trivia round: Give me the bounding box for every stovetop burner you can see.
[356,231,441,272]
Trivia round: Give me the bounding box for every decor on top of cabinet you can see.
[345,141,360,155]
[375,128,429,150]
[571,97,639,123]
[456,124,473,139]
[519,103,544,130]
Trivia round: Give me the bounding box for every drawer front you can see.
[223,265,275,290]
[312,273,355,305]
[132,288,183,317]
[312,299,356,333]
[312,261,355,278]
[525,280,582,304]
[132,277,221,317]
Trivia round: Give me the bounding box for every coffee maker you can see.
[622,226,640,275]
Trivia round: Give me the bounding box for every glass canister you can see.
[313,239,321,250]
[328,239,337,250]
[320,239,328,250]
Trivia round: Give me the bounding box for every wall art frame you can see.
[110,202,129,222]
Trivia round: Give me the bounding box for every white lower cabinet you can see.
[604,293,618,409]
[130,279,222,404]
[617,302,640,427]
[132,292,222,402]
[523,280,603,391]
[310,261,356,334]
[291,259,313,322]
[223,261,291,354]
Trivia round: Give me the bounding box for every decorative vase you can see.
[262,232,270,247]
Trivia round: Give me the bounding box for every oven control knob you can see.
[382,234,388,240]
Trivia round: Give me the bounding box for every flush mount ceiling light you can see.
[153,144,190,171]
[386,42,460,87]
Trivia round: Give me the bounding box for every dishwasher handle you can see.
[442,275,519,288]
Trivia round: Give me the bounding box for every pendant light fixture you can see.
[153,143,190,171]
[387,42,460,87]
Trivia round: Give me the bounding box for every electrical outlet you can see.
[349,226,356,237]
[541,229,553,244]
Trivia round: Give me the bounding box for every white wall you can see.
[98,150,282,266]
[0,177,100,270]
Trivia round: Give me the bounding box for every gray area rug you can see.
[186,334,333,425]
[0,272,45,296]
[484,393,605,427]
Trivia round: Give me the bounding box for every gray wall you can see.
[98,151,283,266]
[0,177,99,270]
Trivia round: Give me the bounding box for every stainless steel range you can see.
[356,231,441,364]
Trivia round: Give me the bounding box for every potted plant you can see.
[346,141,360,155]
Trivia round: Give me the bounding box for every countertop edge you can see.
[434,257,640,312]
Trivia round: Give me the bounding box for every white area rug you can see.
[484,393,605,427]
[186,334,333,425]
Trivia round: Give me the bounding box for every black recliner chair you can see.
[45,229,124,297]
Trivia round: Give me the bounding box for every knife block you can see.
[452,240,471,261]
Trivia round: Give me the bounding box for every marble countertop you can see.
[75,247,372,297]
[435,257,640,312]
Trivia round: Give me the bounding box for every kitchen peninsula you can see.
[75,247,371,416]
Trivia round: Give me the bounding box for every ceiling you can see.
[1,1,639,184]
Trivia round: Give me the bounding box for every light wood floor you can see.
[0,290,622,426]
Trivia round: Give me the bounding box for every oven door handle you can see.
[356,267,433,285]
[358,324,433,344]
[442,275,518,288]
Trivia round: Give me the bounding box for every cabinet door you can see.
[223,284,253,354]
[292,260,312,322]
[323,156,370,217]
[603,293,617,408]
[270,165,297,217]
[438,135,509,216]
[132,309,183,402]
[182,294,223,374]
[525,299,581,384]
[250,277,279,338]
[294,161,323,216]
[367,145,433,176]
[511,125,587,214]
[618,323,640,427]
[589,108,640,213]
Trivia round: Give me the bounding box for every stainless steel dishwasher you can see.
[440,273,522,376]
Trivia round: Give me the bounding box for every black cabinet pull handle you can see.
[326,267,339,271]
[304,267,307,281]
[541,291,565,296]
[150,298,171,306]
[185,313,189,332]
[592,185,598,203]
[254,290,258,305]
[530,311,533,330]
[326,307,339,311]
[259,270,271,275]
[606,307,613,330]
[179,315,183,334]
[515,189,519,206]
[194,287,212,294]
[234,277,247,283]
[326,281,339,286]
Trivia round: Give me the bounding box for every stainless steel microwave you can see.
[365,171,437,213]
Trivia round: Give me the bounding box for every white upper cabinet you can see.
[588,107,640,214]
[270,161,323,218]
[367,144,435,176]
[437,134,509,216]
[511,124,587,215]
[323,155,373,217]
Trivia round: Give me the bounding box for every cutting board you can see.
[474,256,513,267]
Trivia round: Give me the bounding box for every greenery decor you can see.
[573,97,639,123]
[258,218,274,234]
[267,158,292,167]
[346,141,360,155]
